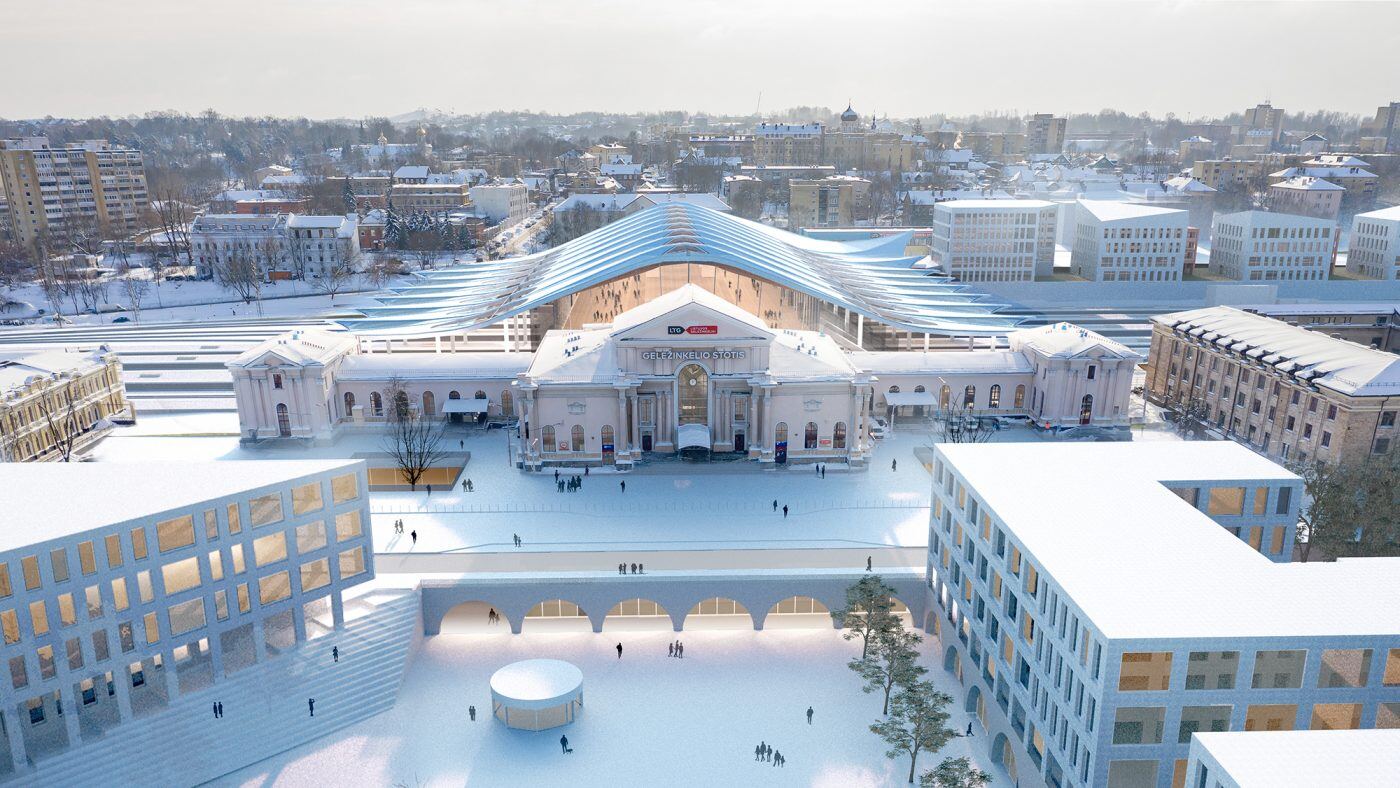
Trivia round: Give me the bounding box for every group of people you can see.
[557,475,585,493]
[771,500,789,518]
[617,562,645,574]
[753,742,785,767]
[392,520,418,545]
[812,464,829,478]
[666,640,685,658]
[460,478,474,492]
[512,533,523,548]
[486,608,502,625]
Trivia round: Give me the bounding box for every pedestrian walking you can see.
[584,466,589,476]
[966,722,974,736]
[332,646,339,663]
[892,458,897,471]
[469,705,476,721]
[772,750,780,767]
[560,734,570,754]
[668,642,675,657]
[866,555,872,571]
[821,465,826,478]
[426,484,432,496]
[467,479,474,492]
[618,562,625,575]
[213,702,219,719]
[765,743,772,761]
[807,706,814,725]
[779,753,786,767]
[411,530,417,545]
[459,440,464,450]
[555,469,560,482]
[620,480,626,493]
[638,563,644,574]
[308,698,315,717]
[218,701,223,718]
[630,562,637,574]
[616,642,623,659]
[772,499,778,512]
[754,743,763,761]
[782,505,788,518]
[677,641,683,658]
[758,741,767,761]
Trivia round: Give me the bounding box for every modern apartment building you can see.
[0,348,130,462]
[750,122,823,166]
[468,182,529,225]
[1240,102,1285,146]
[1145,306,1400,465]
[1264,176,1343,220]
[0,460,373,771]
[1026,114,1067,156]
[0,137,149,248]
[1069,201,1188,283]
[787,176,871,229]
[1208,210,1336,281]
[1363,101,1400,153]
[1186,729,1400,788]
[925,441,1400,788]
[929,199,1057,283]
[1347,205,1400,280]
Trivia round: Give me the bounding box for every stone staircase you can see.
[16,587,421,787]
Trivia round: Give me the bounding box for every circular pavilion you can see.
[490,659,584,730]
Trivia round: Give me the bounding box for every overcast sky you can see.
[4,0,1395,120]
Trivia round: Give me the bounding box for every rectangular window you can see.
[111,578,129,611]
[1276,486,1292,515]
[1245,703,1297,732]
[1118,652,1172,691]
[137,570,154,603]
[21,556,40,591]
[131,527,148,560]
[1317,649,1372,688]
[335,510,362,541]
[253,533,288,567]
[231,543,247,574]
[208,550,224,582]
[1252,650,1306,689]
[331,472,359,503]
[1252,487,1268,515]
[58,593,76,627]
[296,521,327,554]
[1385,649,1400,686]
[204,510,219,541]
[226,503,242,535]
[50,548,70,583]
[258,571,292,605]
[10,656,27,689]
[1310,703,1362,730]
[1171,487,1200,508]
[1112,706,1165,744]
[1207,487,1245,515]
[300,558,331,593]
[105,535,123,569]
[85,585,102,619]
[249,493,284,527]
[143,611,159,644]
[78,542,97,575]
[37,645,55,680]
[1,609,18,645]
[1185,651,1239,690]
[156,515,196,552]
[29,600,49,636]
[338,547,366,578]
[292,482,324,515]
[237,583,251,613]
[167,598,206,636]
[214,590,229,621]
[161,557,202,595]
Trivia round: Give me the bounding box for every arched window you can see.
[422,391,436,417]
[343,392,355,417]
[963,385,976,409]
[1014,384,1026,409]
[541,425,556,452]
[1080,394,1094,425]
[940,385,951,410]
[677,363,709,425]
[501,389,514,418]
[393,390,410,421]
[275,403,291,437]
[914,385,926,393]
[833,422,847,449]
[804,422,818,449]
[888,385,901,394]
[989,384,1001,409]
[449,390,461,400]
[775,422,788,444]
[369,391,383,417]
[570,424,585,452]
[473,390,486,400]
[601,425,614,455]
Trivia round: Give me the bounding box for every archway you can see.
[991,732,1018,781]
[275,403,291,437]
[522,599,591,634]
[684,597,752,631]
[763,596,833,630]
[448,390,462,424]
[804,421,818,449]
[439,600,511,635]
[343,392,355,419]
[889,596,913,628]
[943,645,960,672]
[422,391,436,417]
[602,598,674,632]
[966,685,987,729]
[677,363,709,426]
[1014,384,1025,409]
[1080,394,1093,425]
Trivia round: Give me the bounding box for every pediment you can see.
[612,301,772,343]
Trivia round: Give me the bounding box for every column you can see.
[616,390,628,454]
[762,388,774,450]
[924,332,930,351]
[112,664,134,721]
[161,649,180,701]
[2,708,27,772]
[434,336,441,354]
[251,618,267,663]
[857,314,864,348]
[292,606,308,643]
[208,634,226,681]
[331,592,345,629]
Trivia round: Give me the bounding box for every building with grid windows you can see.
[1069,201,1189,283]
[1186,729,1400,787]
[1207,210,1337,282]
[929,199,1058,283]
[0,460,373,773]
[924,441,1400,788]
[0,137,149,248]
[1348,205,1400,280]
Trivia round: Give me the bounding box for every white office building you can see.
[0,460,373,771]
[930,199,1058,282]
[1070,201,1189,283]
[1347,205,1400,280]
[1186,729,1400,788]
[1208,210,1337,281]
[925,441,1400,788]
[469,182,530,226]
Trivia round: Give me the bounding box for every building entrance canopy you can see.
[885,392,938,406]
[676,423,712,450]
[442,398,490,414]
[338,203,1020,338]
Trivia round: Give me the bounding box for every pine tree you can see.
[342,179,356,214]
[384,199,403,249]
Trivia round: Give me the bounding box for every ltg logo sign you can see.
[667,325,718,335]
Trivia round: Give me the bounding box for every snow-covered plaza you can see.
[217,627,1012,788]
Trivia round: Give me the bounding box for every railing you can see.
[370,497,929,516]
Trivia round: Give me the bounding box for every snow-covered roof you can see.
[287,214,356,231]
[906,189,1013,205]
[338,352,531,381]
[609,284,767,337]
[1305,154,1369,168]
[228,329,357,368]
[339,203,1020,338]
[489,659,582,709]
[1076,200,1186,223]
[0,348,110,394]
[935,199,1054,210]
[1244,302,1399,318]
[849,350,1032,376]
[1009,321,1139,360]
[937,441,1400,639]
[1355,204,1400,223]
[1154,306,1400,397]
[393,165,430,180]
[0,460,362,553]
[1270,165,1377,179]
[1192,730,1400,788]
[1270,175,1344,192]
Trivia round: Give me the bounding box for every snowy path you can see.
[216,628,1017,788]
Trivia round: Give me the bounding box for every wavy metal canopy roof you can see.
[338,203,1021,337]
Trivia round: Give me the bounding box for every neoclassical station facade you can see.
[230,284,1138,467]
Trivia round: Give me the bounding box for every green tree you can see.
[871,679,957,784]
[851,626,926,715]
[834,575,900,659]
[1292,448,1400,560]
[920,756,991,788]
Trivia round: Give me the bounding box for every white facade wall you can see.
[1070,203,1188,283]
[1347,207,1400,280]
[469,183,529,226]
[1209,211,1337,282]
[190,214,288,279]
[931,200,1058,283]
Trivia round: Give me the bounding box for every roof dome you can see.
[840,104,859,121]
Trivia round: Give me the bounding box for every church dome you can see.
[840,104,859,122]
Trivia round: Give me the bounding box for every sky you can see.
[2,0,1396,121]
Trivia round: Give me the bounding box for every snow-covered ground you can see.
[216,627,1015,788]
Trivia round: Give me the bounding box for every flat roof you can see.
[936,199,1054,209]
[0,460,362,553]
[935,441,1400,640]
[850,350,1032,376]
[1193,730,1400,787]
[1078,199,1186,222]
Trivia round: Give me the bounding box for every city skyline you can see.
[3,0,1397,121]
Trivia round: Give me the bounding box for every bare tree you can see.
[114,254,150,323]
[312,249,360,302]
[935,406,995,444]
[361,254,403,289]
[152,188,196,270]
[213,248,264,314]
[39,376,87,462]
[380,377,447,491]
[0,237,27,291]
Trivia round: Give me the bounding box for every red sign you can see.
[686,325,718,335]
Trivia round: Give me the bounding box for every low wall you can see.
[977,279,1400,310]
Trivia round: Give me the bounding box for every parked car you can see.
[870,417,888,439]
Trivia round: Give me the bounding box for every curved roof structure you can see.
[338,202,1021,338]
